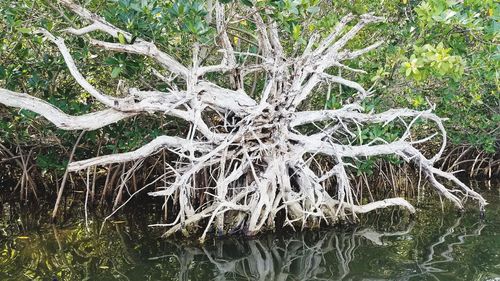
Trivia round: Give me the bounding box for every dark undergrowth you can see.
[0,140,497,239]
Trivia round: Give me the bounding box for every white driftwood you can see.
[0,0,486,241]
[0,88,134,130]
[67,136,211,172]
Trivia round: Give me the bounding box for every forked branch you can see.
[0,0,486,242]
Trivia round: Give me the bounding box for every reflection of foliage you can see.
[1,185,499,280]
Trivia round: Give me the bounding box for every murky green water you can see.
[0,181,499,281]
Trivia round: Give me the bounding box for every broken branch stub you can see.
[0,1,486,242]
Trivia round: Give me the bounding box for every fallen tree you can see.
[0,0,486,242]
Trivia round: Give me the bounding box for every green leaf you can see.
[118,33,127,44]
[292,24,301,40]
[240,0,253,7]
[0,65,5,80]
[306,6,320,14]
[111,67,122,78]
[130,3,142,12]
[442,9,457,21]
[17,27,31,34]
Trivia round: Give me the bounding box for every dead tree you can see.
[0,0,486,242]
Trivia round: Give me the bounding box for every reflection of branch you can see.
[149,216,482,280]
[150,223,414,281]
[354,221,416,245]
[411,216,485,279]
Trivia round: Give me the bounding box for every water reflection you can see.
[0,187,499,281]
[418,218,484,274]
[149,218,490,281]
[152,225,417,281]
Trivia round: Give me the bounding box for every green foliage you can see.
[0,0,497,181]
[402,42,464,81]
[327,0,499,153]
[415,0,496,31]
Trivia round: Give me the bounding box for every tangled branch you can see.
[0,0,486,242]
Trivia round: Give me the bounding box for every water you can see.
[0,181,499,281]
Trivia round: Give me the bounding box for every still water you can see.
[0,181,499,281]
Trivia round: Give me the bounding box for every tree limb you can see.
[0,88,134,130]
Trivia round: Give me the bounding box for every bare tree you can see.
[0,0,486,242]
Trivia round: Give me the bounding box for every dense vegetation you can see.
[1,0,497,183]
[0,0,497,238]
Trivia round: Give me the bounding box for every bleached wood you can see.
[37,29,119,108]
[89,40,189,77]
[68,136,211,172]
[0,0,486,241]
[0,89,134,130]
